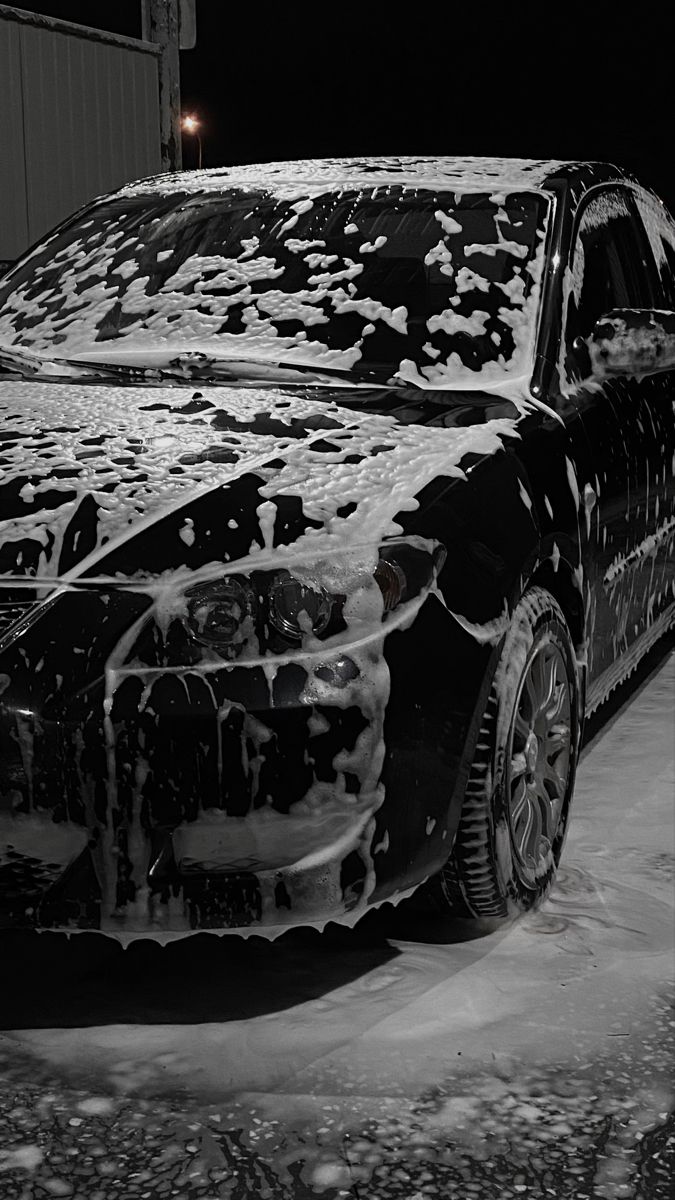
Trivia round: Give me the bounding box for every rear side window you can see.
[635,189,675,309]
[567,188,654,341]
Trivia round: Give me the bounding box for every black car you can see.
[0,156,673,938]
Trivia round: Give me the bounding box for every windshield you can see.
[0,184,550,387]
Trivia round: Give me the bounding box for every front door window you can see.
[566,189,654,363]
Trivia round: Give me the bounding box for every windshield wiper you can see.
[0,344,408,389]
[0,344,115,381]
[65,350,404,388]
[167,351,401,386]
[0,345,46,377]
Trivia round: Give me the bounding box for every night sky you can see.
[15,1,675,212]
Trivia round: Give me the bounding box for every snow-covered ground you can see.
[0,647,673,1199]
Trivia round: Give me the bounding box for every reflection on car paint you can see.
[0,156,673,936]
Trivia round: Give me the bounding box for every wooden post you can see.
[141,0,182,172]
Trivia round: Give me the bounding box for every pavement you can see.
[0,644,673,1199]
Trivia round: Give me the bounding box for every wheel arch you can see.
[523,552,585,652]
[520,546,588,721]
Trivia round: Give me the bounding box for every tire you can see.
[441,587,581,918]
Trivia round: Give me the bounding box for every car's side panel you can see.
[379,408,588,891]
[537,183,675,698]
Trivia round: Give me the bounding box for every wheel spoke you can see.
[524,646,563,727]
[542,759,565,798]
[512,804,533,861]
[510,776,529,825]
[511,751,528,779]
[529,789,544,847]
[514,710,530,743]
[546,680,568,723]
[538,778,564,837]
[539,649,557,714]
[514,784,542,863]
[547,722,571,755]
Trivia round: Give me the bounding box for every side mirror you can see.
[588,308,675,377]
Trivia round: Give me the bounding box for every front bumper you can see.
[0,592,485,936]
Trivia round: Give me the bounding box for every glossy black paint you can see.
[1,160,674,934]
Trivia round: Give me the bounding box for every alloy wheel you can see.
[506,637,572,886]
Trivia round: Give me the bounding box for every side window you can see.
[567,189,654,343]
[635,189,675,309]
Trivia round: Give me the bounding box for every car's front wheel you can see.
[441,586,580,917]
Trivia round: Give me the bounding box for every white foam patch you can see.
[0,381,520,584]
[0,375,525,935]
[116,157,568,200]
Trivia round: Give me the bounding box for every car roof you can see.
[116,156,637,200]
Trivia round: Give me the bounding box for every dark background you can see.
[14,1,675,211]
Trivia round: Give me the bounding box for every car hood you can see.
[0,378,526,586]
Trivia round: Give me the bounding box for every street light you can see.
[181,114,202,169]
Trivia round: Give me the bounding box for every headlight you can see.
[373,554,407,612]
[268,572,333,639]
[136,536,446,665]
[186,578,254,650]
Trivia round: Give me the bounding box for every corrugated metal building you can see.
[0,4,165,266]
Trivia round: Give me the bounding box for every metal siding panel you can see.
[141,53,162,176]
[94,39,114,199]
[12,21,161,250]
[116,44,137,184]
[21,24,59,244]
[129,54,149,182]
[73,33,96,204]
[114,48,162,186]
[21,26,85,241]
[130,56,144,181]
[88,40,161,196]
[0,17,29,260]
[61,32,78,210]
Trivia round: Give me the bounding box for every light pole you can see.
[181,115,202,169]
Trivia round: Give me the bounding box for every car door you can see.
[555,184,670,704]
[632,186,675,634]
